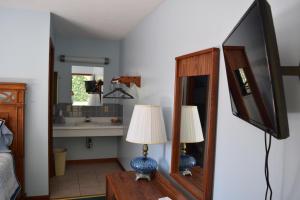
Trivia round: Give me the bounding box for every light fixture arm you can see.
[281,64,300,79]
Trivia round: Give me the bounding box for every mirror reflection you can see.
[71,66,104,106]
[179,76,209,190]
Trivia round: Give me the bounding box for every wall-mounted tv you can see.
[222,0,289,139]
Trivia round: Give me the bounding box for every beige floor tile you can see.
[96,174,107,183]
[50,177,58,187]
[79,177,100,188]
[49,184,60,196]
[78,171,97,181]
[79,186,104,196]
[74,164,93,173]
[85,163,103,170]
[95,169,121,177]
[57,175,78,184]
[60,181,79,189]
[95,163,121,173]
[51,183,80,199]
[52,190,80,199]
[50,161,122,199]
[64,169,77,176]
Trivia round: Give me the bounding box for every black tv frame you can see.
[222,0,290,139]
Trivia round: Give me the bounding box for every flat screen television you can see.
[222,0,289,139]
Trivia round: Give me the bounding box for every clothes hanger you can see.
[103,87,134,99]
[103,82,135,99]
[103,77,139,99]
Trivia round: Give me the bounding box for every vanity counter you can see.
[53,117,123,137]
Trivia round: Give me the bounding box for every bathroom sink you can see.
[74,121,115,127]
[53,117,123,137]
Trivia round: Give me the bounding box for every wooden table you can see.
[185,166,204,191]
[106,171,187,200]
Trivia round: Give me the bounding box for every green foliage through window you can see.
[72,75,91,102]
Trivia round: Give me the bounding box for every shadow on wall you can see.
[158,143,169,172]
[274,1,300,113]
[158,96,173,172]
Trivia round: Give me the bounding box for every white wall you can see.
[0,7,50,196]
[53,37,120,103]
[118,0,300,199]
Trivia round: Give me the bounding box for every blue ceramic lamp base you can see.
[130,144,158,181]
[179,154,196,176]
[130,156,157,181]
[179,143,196,176]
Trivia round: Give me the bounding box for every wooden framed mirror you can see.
[171,48,220,200]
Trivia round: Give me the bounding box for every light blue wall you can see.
[52,36,121,160]
[53,36,121,104]
[118,0,300,199]
[54,137,118,160]
[0,7,50,196]
[274,1,300,199]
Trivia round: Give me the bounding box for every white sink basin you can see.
[53,117,123,137]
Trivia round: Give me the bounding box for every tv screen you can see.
[222,0,289,139]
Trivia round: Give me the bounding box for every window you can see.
[71,66,104,106]
[72,74,92,105]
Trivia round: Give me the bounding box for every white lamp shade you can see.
[180,105,204,143]
[126,105,167,144]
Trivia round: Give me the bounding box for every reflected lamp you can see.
[180,105,204,176]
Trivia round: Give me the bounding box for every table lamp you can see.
[180,105,204,176]
[126,105,167,181]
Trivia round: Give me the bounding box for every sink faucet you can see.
[85,115,91,122]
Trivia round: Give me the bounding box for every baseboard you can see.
[66,158,126,171]
[116,159,126,171]
[26,195,49,200]
[65,157,126,171]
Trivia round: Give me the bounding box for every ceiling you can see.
[0,0,164,40]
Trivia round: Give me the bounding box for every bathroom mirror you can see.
[171,48,219,200]
[71,66,104,106]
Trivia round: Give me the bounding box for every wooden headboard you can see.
[0,82,26,195]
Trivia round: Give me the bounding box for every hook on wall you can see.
[111,76,141,88]
[281,63,300,79]
[103,76,141,100]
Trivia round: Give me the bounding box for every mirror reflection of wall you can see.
[179,76,208,179]
[71,66,104,106]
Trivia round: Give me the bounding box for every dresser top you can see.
[106,171,187,200]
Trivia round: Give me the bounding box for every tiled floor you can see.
[50,161,123,199]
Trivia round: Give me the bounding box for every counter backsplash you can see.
[54,103,123,118]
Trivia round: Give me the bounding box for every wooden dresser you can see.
[106,171,187,200]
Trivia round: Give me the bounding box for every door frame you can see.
[48,38,55,187]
